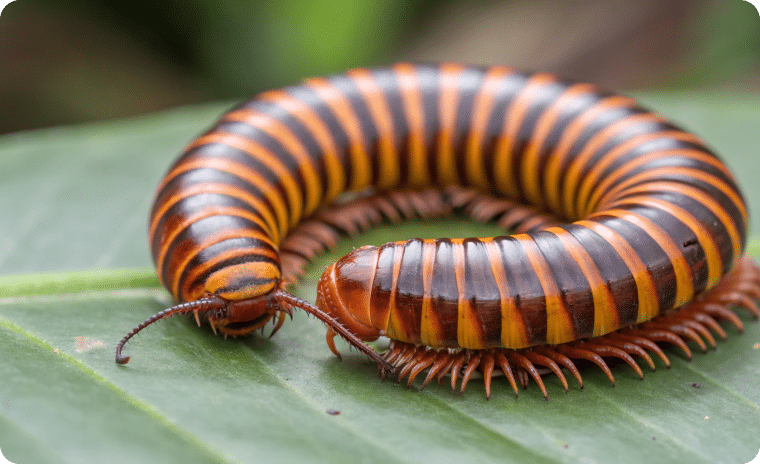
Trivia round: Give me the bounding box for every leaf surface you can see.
[1,94,759,464]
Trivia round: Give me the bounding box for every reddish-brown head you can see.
[116,262,396,374]
[316,245,383,342]
[209,294,281,335]
[115,290,288,365]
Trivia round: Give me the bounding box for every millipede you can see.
[115,63,760,399]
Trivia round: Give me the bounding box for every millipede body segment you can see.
[116,63,758,398]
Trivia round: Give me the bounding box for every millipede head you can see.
[114,288,395,376]
[114,291,288,365]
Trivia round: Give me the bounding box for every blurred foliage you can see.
[0,0,758,135]
[22,0,438,95]
[676,0,760,87]
[0,0,440,133]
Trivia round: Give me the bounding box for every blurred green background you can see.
[0,0,758,136]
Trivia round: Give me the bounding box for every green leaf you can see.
[1,94,759,464]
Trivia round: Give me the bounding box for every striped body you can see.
[149,63,747,347]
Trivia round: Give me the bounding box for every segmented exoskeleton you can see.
[116,64,759,398]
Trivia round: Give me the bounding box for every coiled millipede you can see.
[115,63,759,399]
